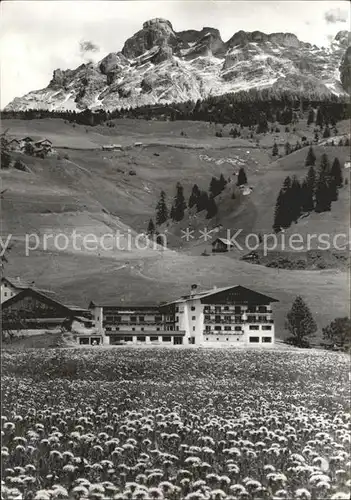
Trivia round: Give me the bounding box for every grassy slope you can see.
[1,118,349,340]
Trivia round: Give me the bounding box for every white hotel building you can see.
[89,285,278,346]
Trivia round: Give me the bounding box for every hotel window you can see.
[217,338,219,341]
[249,325,259,330]
[116,316,122,322]
[137,336,146,342]
[226,338,229,341]
[206,338,209,341]
[258,306,267,313]
[105,327,111,332]
[235,326,242,331]
[155,316,162,322]
[215,306,221,313]
[124,336,133,342]
[130,316,137,322]
[235,306,241,314]
[224,306,229,311]
[193,326,195,331]
[204,306,210,312]
[157,327,160,331]
[215,315,221,322]
[205,326,211,331]
[175,307,179,312]
[224,315,231,322]
[141,327,144,331]
[224,326,231,331]
[132,328,135,331]
[214,325,221,331]
[4,292,7,297]
[163,336,172,342]
[248,315,256,322]
[116,327,120,331]
[249,336,260,343]
[192,316,196,320]
[262,336,272,343]
[191,306,195,311]
[258,316,266,322]
[262,325,272,330]
[150,336,158,341]
[139,316,144,322]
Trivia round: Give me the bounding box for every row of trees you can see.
[273,152,343,232]
[2,93,350,128]
[286,296,350,350]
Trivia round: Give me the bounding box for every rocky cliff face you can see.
[5,19,351,111]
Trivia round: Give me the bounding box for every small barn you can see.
[212,238,234,253]
[8,139,21,151]
[34,139,52,151]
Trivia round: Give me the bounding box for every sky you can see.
[1,0,350,108]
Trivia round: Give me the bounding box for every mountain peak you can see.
[122,18,177,59]
[4,20,351,112]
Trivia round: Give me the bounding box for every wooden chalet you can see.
[212,237,234,253]
[1,288,93,332]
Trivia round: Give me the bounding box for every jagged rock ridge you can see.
[5,20,351,111]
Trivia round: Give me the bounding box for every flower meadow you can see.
[1,348,350,500]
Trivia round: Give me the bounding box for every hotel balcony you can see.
[103,320,165,327]
[203,330,244,335]
[203,307,273,314]
[203,317,274,324]
[105,330,186,337]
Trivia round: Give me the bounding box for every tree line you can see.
[2,92,349,129]
[273,149,344,232]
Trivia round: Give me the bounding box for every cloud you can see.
[79,40,100,54]
[324,8,348,24]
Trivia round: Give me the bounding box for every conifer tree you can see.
[156,191,168,225]
[330,157,343,188]
[285,296,317,347]
[305,146,316,166]
[206,195,218,219]
[209,177,220,197]
[218,173,227,192]
[301,166,316,212]
[272,189,285,233]
[196,191,209,212]
[315,172,331,212]
[320,153,330,174]
[284,141,292,156]
[147,219,155,235]
[290,176,302,222]
[172,182,187,221]
[237,167,247,186]
[188,184,201,209]
[272,142,279,156]
[315,108,324,128]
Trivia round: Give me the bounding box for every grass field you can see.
[2,348,350,499]
[1,118,349,341]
